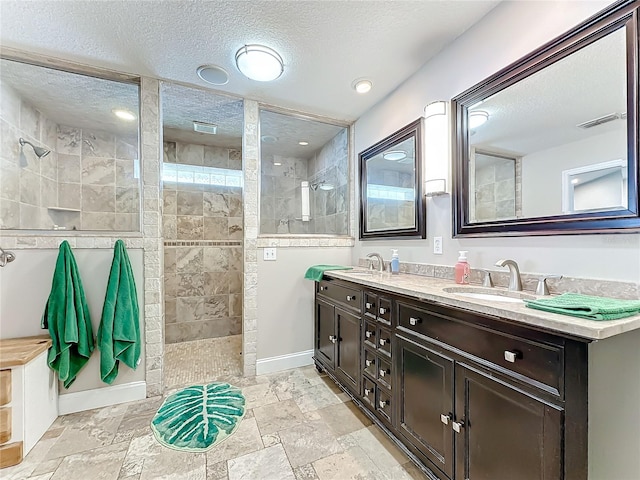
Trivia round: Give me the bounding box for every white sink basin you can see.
[443,287,536,303]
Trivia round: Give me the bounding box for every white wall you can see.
[257,247,351,361]
[352,0,640,283]
[0,248,146,394]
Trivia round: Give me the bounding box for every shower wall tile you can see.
[177,143,204,165]
[58,154,81,183]
[228,272,242,294]
[82,130,115,158]
[176,297,205,323]
[204,145,228,168]
[204,217,227,239]
[82,185,115,212]
[81,212,116,230]
[177,191,204,216]
[163,215,177,239]
[57,126,82,156]
[58,183,82,210]
[42,176,57,207]
[82,156,116,185]
[116,159,137,187]
[228,217,243,240]
[177,215,204,239]
[203,191,229,216]
[176,246,204,273]
[115,213,139,231]
[19,203,40,229]
[205,295,229,318]
[229,149,242,170]
[163,190,177,215]
[204,271,229,295]
[0,158,19,201]
[20,170,40,205]
[116,138,138,160]
[0,200,19,229]
[163,141,176,163]
[177,273,205,297]
[203,247,229,272]
[116,187,139,213]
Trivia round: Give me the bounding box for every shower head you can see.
[310,180,334,191]
[19,137,50,158]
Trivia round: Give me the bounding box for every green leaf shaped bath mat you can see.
[151,382,246,452]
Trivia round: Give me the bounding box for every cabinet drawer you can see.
[364,320,377,349]
[398,302,563,394]
[376,388,392,423]
[377,326,392,357]
[318,281,362,313]
[364,349,377,378]
[362,377,376,408]
[364,293,378,318]
[377,298,392,325]
[378,357,393,390]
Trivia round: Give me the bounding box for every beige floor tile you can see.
[50,441,129,480]
[44,414,125,460]
[28,474,54,480]
[204,417,264,464]
[0,437,57,480]
[278,419,343,468]
[348,426,408,471]
[241,382,279,409]
[30,457,63,477]
[312,446,381,480]
[316,401,373,437]
[261,432,281,448]
[227,444,295,480]
[399,461,431,480]
[206,460,228,480]
[292,463,319,480]
[253,398,306,435]
[292,383,342,413]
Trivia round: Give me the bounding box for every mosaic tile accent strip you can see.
[256,236,354,248]
[164,240,242,247]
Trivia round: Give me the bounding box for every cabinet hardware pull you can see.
[409,317,421,326]
[440,414,451,425]
[452,420,464,433]
[320,286,326,291]
[379,368,389,377]
[365,331,373,338]
[364,388,370,396]
[366,302,373,309]
[346,295,356,301]
[329,335,337,343]
[379,308,387,315]
[504,350,522,363]
[379,338,387,346]
[366,359,372,367]
[379,400,388,409]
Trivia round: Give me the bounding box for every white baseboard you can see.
[58,381,147,415]
[256,349,314,375]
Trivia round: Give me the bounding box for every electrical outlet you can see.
[433,236,443,255]
[263,247,277,261]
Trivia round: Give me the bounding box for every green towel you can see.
[304,265,353,282]
[98,240,141,384]
[42,240,95,389]
[525,293,640,321]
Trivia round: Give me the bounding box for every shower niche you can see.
[0,57,141,231]
[259,109,349,235]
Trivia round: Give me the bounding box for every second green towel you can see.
[304,265,353,282]
[525,293,640,321]
[98,240,141,384]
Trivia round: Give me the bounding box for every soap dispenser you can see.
[391,249,400,275]
[455,251,470,284]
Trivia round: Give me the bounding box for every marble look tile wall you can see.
[0,83,59,229]
[162,140,243,344]
[470,153,522,222]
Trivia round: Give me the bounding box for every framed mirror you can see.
[359,118,425,239]
[452,1,639,236]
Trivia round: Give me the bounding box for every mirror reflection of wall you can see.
[0,58,140,231]
[469,150,521,222]
[259,110,348,235]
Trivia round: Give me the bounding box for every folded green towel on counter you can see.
[304,265,353,282]
[98,239,141,384]
[42,240,95,389]
[525,293,640,321]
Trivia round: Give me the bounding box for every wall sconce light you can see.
[423,101,449,197]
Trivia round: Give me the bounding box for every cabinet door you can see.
[335,307,361,393]
[455,363,562,480]
[315,299,335,369]
[396,335,454,479]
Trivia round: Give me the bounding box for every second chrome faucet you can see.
[495,259,522,291]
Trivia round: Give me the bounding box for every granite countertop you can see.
[0,335,52,368]
[324,270,640,341]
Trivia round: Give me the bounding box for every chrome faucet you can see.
[495,259,522,291]
[366,252,386,272]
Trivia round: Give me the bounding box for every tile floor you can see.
[3,337,428,480]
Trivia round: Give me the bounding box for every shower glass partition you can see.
[259,109,349,235]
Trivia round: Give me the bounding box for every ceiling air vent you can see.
[576,113,621,129]
[193,121,218,135]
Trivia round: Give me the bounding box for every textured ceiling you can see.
[0,0,499,121]
[469,26,627,156]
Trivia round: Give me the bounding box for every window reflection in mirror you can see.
[0,58,140,231]
[466,26,627,221]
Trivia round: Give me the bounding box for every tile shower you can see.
[162,140,243,344]
[0,81,139,231]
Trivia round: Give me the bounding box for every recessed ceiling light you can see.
[298,141,309,146]
[352,79,372,94]
[273,162,282,166]
[469,111,489,128]
[261,135,278,144]
[383,150,407,161]
[112,109,136,121]
[235,44,284,82]
[196,65,229,85]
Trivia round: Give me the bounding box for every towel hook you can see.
[0,245,16,267]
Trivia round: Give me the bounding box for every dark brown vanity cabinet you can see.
[315,279,362,395]
[314,278,585,480]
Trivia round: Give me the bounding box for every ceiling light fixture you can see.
[235,44,284,82]
[352,79,372,94]
[112,109,136,121]
[273,162,282,166]
[383,150,407,161]
[469,111,489,128]
[196,64,230,85]
[193,121,217,134]
[298,141,309,146]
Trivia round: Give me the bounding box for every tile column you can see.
[140,77,164,396]
[242,100,259,376]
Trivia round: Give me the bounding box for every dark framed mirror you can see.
[452,0,639,237]
[359,118,425,239]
